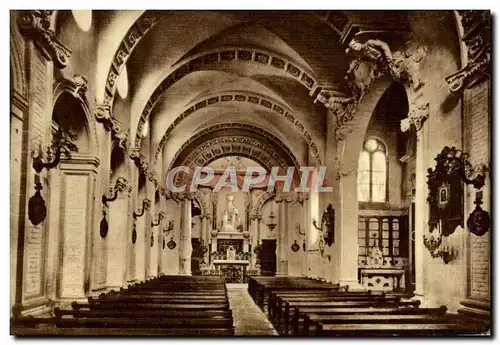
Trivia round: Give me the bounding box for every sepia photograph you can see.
[8,9,492,337]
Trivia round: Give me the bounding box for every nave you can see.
[10,10,491,337]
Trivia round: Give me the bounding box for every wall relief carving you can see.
[445,10,491,93]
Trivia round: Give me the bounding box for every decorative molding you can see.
[101,11,157,109]
[154,91,321,165]
[275,192,308,204]
[252,191,275,216]
[55,74,88,101]
[446,11,491,93]
[167,123,301,188]
[17,10,71,69]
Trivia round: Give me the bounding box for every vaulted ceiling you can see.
[90,10,411,172]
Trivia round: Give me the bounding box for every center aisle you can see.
[226,284,279,336]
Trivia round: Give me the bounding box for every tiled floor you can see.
[226,284,278,336]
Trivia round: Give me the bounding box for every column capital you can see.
[18,10,72,69]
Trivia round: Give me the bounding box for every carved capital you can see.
[445,11,491,93]
[94,104,115,131]
[58,74,88,100]
[400,100,429,132]
[18,10,71,69]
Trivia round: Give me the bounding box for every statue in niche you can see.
[220,193,242,232]
[227,245,236,261]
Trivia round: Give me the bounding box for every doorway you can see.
[259,239,277,276]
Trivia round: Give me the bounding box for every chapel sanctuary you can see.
[9,10,491,336]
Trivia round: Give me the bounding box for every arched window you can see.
[358,138,387,203]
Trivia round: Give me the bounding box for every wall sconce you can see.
[296,223,305,236]
[28,128,79,227]
[266,211,277,231]
[133,198,151,219]
[102,177,128,206]
[163,220,175,236]
[32,127,79,173]
[151,211,165,227]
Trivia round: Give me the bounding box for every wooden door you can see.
[259,239,277,276]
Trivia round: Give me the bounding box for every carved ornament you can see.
[18,10,71,69]
[445,11,491,93]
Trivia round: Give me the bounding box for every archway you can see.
[50,90,99,301]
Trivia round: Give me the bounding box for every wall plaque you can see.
[60,174,88,299]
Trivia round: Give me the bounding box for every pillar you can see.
[276,200,288,276]
[414,127,426,297]
[337,172,364,291]
[179,199,192,275]
[106,178,132,289]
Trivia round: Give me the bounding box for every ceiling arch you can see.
[153,90,321,165]
[134,45,319,148]
[166,123,302,190]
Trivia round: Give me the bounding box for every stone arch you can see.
[135,46,318,148]
[339,76,393,175]
[100,11,156,108]
[53,76,99,156]
[110,143,128,183]
[193,191,209,217]
[153,91,322,165]
[252,191,275,217]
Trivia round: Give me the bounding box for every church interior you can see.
[9,10,491,336]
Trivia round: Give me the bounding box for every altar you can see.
[205,193,255,282]
[213,259,250,283]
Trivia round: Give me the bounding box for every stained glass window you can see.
[357,138,387,203]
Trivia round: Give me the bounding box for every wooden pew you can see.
[12,275,236,337]
[56,307,233,319]
[276,298,421,334]
[291,306,448,336]
[313,322,485,336]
